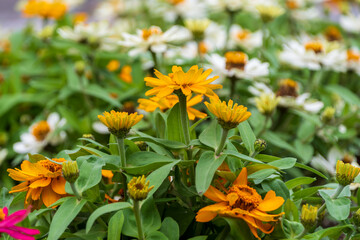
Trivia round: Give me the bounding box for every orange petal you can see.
[226,192,239,206]
[42,186,61,207]
[196,202,229,222]
[248,225,261,240]
[233,167,247,185]
[257,191,284,212]
[9,181,29,193]
[51,177,66,195]
[204,186,227,202]
[29,178,51,188]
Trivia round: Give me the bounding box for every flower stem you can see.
[178,93,191,146]
[150,50,158,71]
[317,184,345,217]
[116,136,128,201]
[70,182,82,201]
[224,10,235,52]
[229,77,237,99]
[216,128,229,156]
[258,115,270,137]
[133,200,145,240]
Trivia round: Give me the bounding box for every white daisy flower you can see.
[346,48,360,75]
[229,25,262,51]
[0,148,7,166]
[279,37,347,72]
[206,52,269,82]
[162,0,207,23]
[94,0,142,21]
[92,122,110,134]
[118,25,191,57]
[205,0,248,13]
[340,14,360,34]
[13,113,66,154]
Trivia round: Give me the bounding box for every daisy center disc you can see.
[225,51,248,70]
[228,185,262,211]
[32,121,50,141]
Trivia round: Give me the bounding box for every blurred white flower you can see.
[94,0,142,20]
[340,14,360,34]
[92,122,109,134]
[119,25,191,56]
[162,0,207,22]
[229,25,262,51]
[0,148,7,166]
[13,113,66,154]
[346,48,360,75]
[279,37,347,72]
[205,0,248,13]
[206,52,269,82]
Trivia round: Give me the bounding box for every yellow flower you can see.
[184,19,211,39]
[98,111,143,138]
[321,106,335,124]
[128,175,154,201]
[8,158,67,209]
[118,65,132,83]
[62,160,79,183]
[336,160,360,186]
[138,94,207,120]
[255,93,279,116]
[144,65,221,98]
[196,168,284,240]
[256,4,284,22]
[204,98,251,129]
[301,204,318,228]
[23,0,67,20]
[107,60,120,72]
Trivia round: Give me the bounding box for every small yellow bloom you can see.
[62,160,79,183]
[184,19,211,40]
[205,98,251,129]
[145,65,221,98]
[128,175,154,201]
[23,0,67,20]
[255,93,279,116]
[321,106,335,124]
[256,4,284,22]
[98,110,143,138]
[107,60,120,72]
[118,65,132,83]
[225,51,248,70]
[336,160,360,186]
[301,204,318,227]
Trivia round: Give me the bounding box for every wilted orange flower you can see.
[23,0,67,20]
[196,168,284,239]
[144,65,221,98]
[138,94,207,120]
[7,158,67,208]
[205,97,251,129]
[119,65,132,83]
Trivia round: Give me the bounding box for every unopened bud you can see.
[254,139,267,153]
[62,161,79,183]
[301,204,318,228]
[321,107,335,124]
[82,134,95,140]
[75,61,86,76]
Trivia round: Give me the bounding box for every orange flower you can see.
[107,60,120,72]
[23,0,67,20]
[119,65,132,83]
[102,170,114,184]
[138,94,207,120]
[7,158,67,208]
[144,65,221,98]
[196,168,284,239]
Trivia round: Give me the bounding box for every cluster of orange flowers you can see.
[22,0,67,20]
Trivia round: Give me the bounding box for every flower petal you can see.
[233,167,247,185]
[204,186,227,202]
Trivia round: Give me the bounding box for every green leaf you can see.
[294,163,328,179]
[224,218,254,240]
[319,191,351,221]
[285,177,316,190]
[248,169,277,180]
[86,202,132,233]
[124,152,174,175]
[292,187,324,201]
[262,131,300,157]
[108,211,124,240]
[268,157,296,169]
[294,140,314,164]
[130,132,186,150]
[238,121,256,155]
[84,84,122,107]
[28,153,46,163]
[224,150,263,164]
[78,145,109,157]
[146,231,168,240]
[199,121,222,150]
[75,156,105,193]
[48,197,87,240]
[147,160,180,199]
[0,188,13,208]
[303,225,354,240]
[160,217,179,240]
[326,84,360,107]
[196,152,227,195]
[261,178,290,200]
[166,103,185,143]
[284,199,299,222]
[282,219,304,239]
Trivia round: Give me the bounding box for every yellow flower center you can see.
[38,159,63,173]
[0,208,5,221]
[225,51,248,70]
[286,0,299,9]
[347,50,360,62]
[32,120,50,141]
[168,0,185,4]
[276,79,298,97]
[236,30,250,40]
[325,26,342,42]
[227,185,262,211]
[142,28,162,40]
[305,41,323,54]
[198,41,208,55]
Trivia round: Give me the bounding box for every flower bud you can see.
[255,93,279,116]
[128,175,154,201]
[184,19,211,41]
[256,5,285,23]
[321,107,335,124]
[82,134,95,141]
[301,204,318,228]
[336,160,360,186]
[353,208,360,226]
[62,161,79,183]
[75,61,86,76]
[254,139,267,153]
